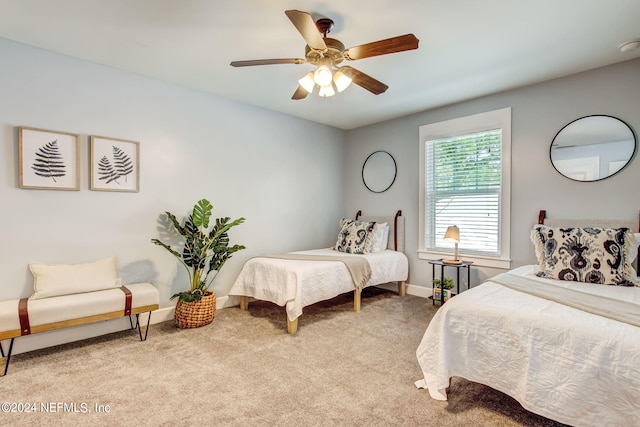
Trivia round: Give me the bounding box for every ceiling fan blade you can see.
[230,58,305,67]
[285,10,327,51]
[292,86,309,100]
[340,66,388,95]
[343,34,419,60]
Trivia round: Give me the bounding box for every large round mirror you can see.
[550,115,636,182]
[362,151,397,193]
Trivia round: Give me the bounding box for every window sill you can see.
[417,250,511,269]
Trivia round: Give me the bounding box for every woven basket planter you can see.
[174,291,216,329]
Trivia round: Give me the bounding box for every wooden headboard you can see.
[538,209,639,231]
[355,210,404,252]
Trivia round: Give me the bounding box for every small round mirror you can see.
[362,151,397,193]
[550,115,636,182]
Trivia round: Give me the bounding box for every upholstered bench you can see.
[0,257,159,376]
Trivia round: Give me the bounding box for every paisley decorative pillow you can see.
[531,225,637,286]
[334,219,378,254]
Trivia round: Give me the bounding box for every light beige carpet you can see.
[0,288,566,427]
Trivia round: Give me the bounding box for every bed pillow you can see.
[29,256,120,299]
[631,233,640,263]
[532,227,640,271]
[334,219,378,254]
[531,225,637,286]
[530,226,547,273]
[370,222,389,253]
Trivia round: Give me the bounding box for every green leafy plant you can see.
[151,199,246,302]
[433,277,455,290]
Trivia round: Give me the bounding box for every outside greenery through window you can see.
[419,108,511,269]
[425,129,502,254]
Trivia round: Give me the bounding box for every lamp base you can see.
[442,259,463,265]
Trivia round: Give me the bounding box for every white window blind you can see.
[425,129,502,255]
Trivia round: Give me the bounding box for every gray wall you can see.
[2,36,639,304]
[0,38,346,304]
[344,58,640,289]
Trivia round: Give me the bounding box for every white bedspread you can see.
[229,248,408,321]
[415,265,640,427]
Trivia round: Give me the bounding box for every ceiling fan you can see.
[230,9,419,100]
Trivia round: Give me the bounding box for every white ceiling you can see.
[1,0,639,130]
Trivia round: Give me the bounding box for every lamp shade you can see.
[333,70,352,92]
[318,84,335,98]
[443,225,461,265]
[443,225,460,243]
[298,73,315,93]
[314,65,333,87]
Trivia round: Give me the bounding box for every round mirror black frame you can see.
[362,150,397,193]
[550,115,637,182]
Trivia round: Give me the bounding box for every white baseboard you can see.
[406,283,432,299]
[5,295,233,355]
[375,282,431,299]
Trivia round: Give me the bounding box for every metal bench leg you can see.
[135,312,152,341]
[1,338,15,377]
[128,314,138,330]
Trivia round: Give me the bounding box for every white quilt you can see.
[229,248,408,321]
[415,265,640,427]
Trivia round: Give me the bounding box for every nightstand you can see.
[429,259,473,305]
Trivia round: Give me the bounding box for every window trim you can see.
[418,108,512,269]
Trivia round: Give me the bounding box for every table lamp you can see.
[443,225,462,265]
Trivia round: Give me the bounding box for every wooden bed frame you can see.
[239,210,407,333]
[537,209,640,229]
[356,209,406,298]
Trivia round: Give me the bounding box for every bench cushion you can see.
[0,283,159,339]
[29,256,120,300]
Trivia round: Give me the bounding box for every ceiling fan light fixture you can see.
[314,65,333,87]
[318,84,335,98]
[298,72,315,93]
[333,70,352,92]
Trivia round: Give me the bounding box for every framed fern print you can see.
[90,136,140,192]
[19,126,80,190]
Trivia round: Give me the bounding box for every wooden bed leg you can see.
[354,289,362,312]
[398,281,406,297]
[287,317,298,334]
[239,296,249,311]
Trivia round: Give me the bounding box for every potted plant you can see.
[151,198,245,328]
[433,277,455,302]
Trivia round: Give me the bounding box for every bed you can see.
[229,210,409,333]
[415,210,640,427]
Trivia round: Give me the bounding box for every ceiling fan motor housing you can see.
[305,38,345,66]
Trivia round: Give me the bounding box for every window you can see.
[418,108,511,269]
